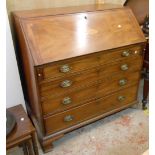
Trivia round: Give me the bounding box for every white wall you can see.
[6,15,25,109]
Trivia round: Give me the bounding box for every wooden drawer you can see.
[42,85,97,116]
[42,71,140,116]
[44,85,138,135]
[39,56,142,98]
[99,45,142,64]
[40,68,98,97]
[36,45,142,82]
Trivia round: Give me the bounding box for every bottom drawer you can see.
[44,85,138,135]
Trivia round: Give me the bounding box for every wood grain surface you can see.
[19,8,145,65]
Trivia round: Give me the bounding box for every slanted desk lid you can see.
[17,8,146,66]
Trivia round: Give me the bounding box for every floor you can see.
[7,81,149,155]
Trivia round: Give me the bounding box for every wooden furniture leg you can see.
[142,68,149,110]
[31,133,39,155]
[42,140,54,153]
[26,139,35,155]
[41,134,64,153]
[22,143,29,155]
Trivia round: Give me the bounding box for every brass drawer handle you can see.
[121,64,128,71]
[64,115,74,122]
[62,97,72,105]
[118,96,126,102]
[122,51,130,57]
[60,64,70,73]
[60,80,72,88]
[119,79,127,86]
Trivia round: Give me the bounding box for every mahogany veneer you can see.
[13,4,146,152]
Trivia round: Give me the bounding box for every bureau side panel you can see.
[13,16,45,134]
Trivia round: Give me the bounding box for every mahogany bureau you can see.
[13,4,146,152]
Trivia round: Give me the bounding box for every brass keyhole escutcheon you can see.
[62,97,72,105]
[64,115,74,122]
[121,64,128,71]
[119,79,127,86]
[60,80,72,88]
[118,96,126,102]
[122,51,130,57]
[60,64,70,73]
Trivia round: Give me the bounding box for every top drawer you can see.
[36,45,142,82]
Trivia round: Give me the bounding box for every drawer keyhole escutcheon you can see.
[60,64,70,73]
[121,64,128,71]
[64,115,74,122]
[60,80,72,88]
[119,79,127,86]
[118,96,126,102]
[62,97,72,105]
[122,51,130,57]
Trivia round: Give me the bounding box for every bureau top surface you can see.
[14,6,145,66]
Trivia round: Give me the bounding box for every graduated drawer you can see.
[39,56,142,98]
[44,85,138,135]
[41,71,140,116]
[36,45,142,82]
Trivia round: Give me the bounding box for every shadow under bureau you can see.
[13,4,146,153]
